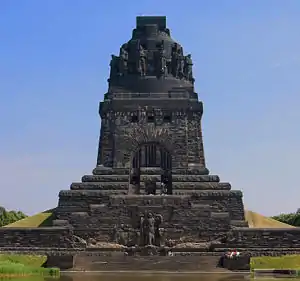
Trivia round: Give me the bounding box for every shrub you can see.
[272,213,300,227]
[0,206,27,227]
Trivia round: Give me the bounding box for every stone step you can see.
[172,182,230,189]
[108,194,191,206]
[74,254,222,271]
[92,166,129,175]
[58,190,126,198]
[71,182,229,191]
[230,220,249,227]
[71,182,128,190]
[55,206,90,214]
[172,167,210,175]
[52,219,70,227]
[211,212,230,219]
[82,175,130,182]
[191,203,211,209]
[81,174,221,183]
[172,175,220,182]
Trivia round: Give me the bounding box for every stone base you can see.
[221,256,250,271]
[44,254,74,270]
[73,250,225,272]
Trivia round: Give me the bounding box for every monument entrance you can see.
[130,142,172,195]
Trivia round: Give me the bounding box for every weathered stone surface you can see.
[71,182,128,190]
[0,228,86,248]
[225,228,300,248]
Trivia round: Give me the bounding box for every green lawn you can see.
[3,209,55,228]
[251,255,300,270]
[0,254,59,277]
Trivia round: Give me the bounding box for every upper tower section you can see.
[108,16,195,94]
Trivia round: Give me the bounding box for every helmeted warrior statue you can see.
[119,44,128,76]
[137,41,147,76]
[107,17,195,92]
[109,55,120,79]
[184,54,193,81]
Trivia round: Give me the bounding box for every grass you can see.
[251,255,300,270]
[245,210,294,228]
[0,254,59,278]
[3,209,55,228]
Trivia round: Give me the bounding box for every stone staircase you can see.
[73,252,225,272]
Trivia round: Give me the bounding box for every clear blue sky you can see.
[0,0,299,216]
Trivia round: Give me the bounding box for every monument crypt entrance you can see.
[130,142,172,195]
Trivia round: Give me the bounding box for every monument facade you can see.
[53,16,248,245]
[1,16,300,271]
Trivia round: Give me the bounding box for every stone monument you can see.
[53,16,248,246]
[2,16,300,272]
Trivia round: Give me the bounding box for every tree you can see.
[271,212,300,227]
[0,206,27,227]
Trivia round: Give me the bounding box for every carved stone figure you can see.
[160,182,167,195]
[139,212,163,246]
[171,44,179,77]
[156,41,168,77]
[177,54,185,79]
[119,44,128,76]
[154,214,163,246]
[184,54,193,81]
[111,224,127,245]
[171,44,184,78]
[137,43,147,76]
[109,55,120,78]
[142,212,155,245]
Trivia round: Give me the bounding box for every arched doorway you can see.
[129,142,172,195]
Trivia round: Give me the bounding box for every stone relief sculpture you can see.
[108,30,194,83]
[139,212,163,246]
[156,40,168,77]
[184,54,193,81]
[119,44,128,76]
[137,42,147,76]
[109,55,120,78]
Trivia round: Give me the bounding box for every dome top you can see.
[108,16,195,93]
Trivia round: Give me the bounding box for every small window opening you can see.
[131,115,139,122]
[163,115,172,123]
[147,115,155,123]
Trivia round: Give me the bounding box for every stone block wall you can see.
[226,228,300,248]
[97,98,205,169]
[0,227,74,248]
[54,194,236,243]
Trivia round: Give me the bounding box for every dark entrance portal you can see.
[130,142,172,195]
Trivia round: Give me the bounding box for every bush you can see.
[272,212,300,227]
[0,206,27,227]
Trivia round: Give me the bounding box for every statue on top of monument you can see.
[109,55,120,79]
[171,43,184,79]
[136,41,147,76]
[119,44,128,76]
[184,54,193,82]
[156,40,168,77]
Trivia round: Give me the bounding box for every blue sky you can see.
[0,0,299,216]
